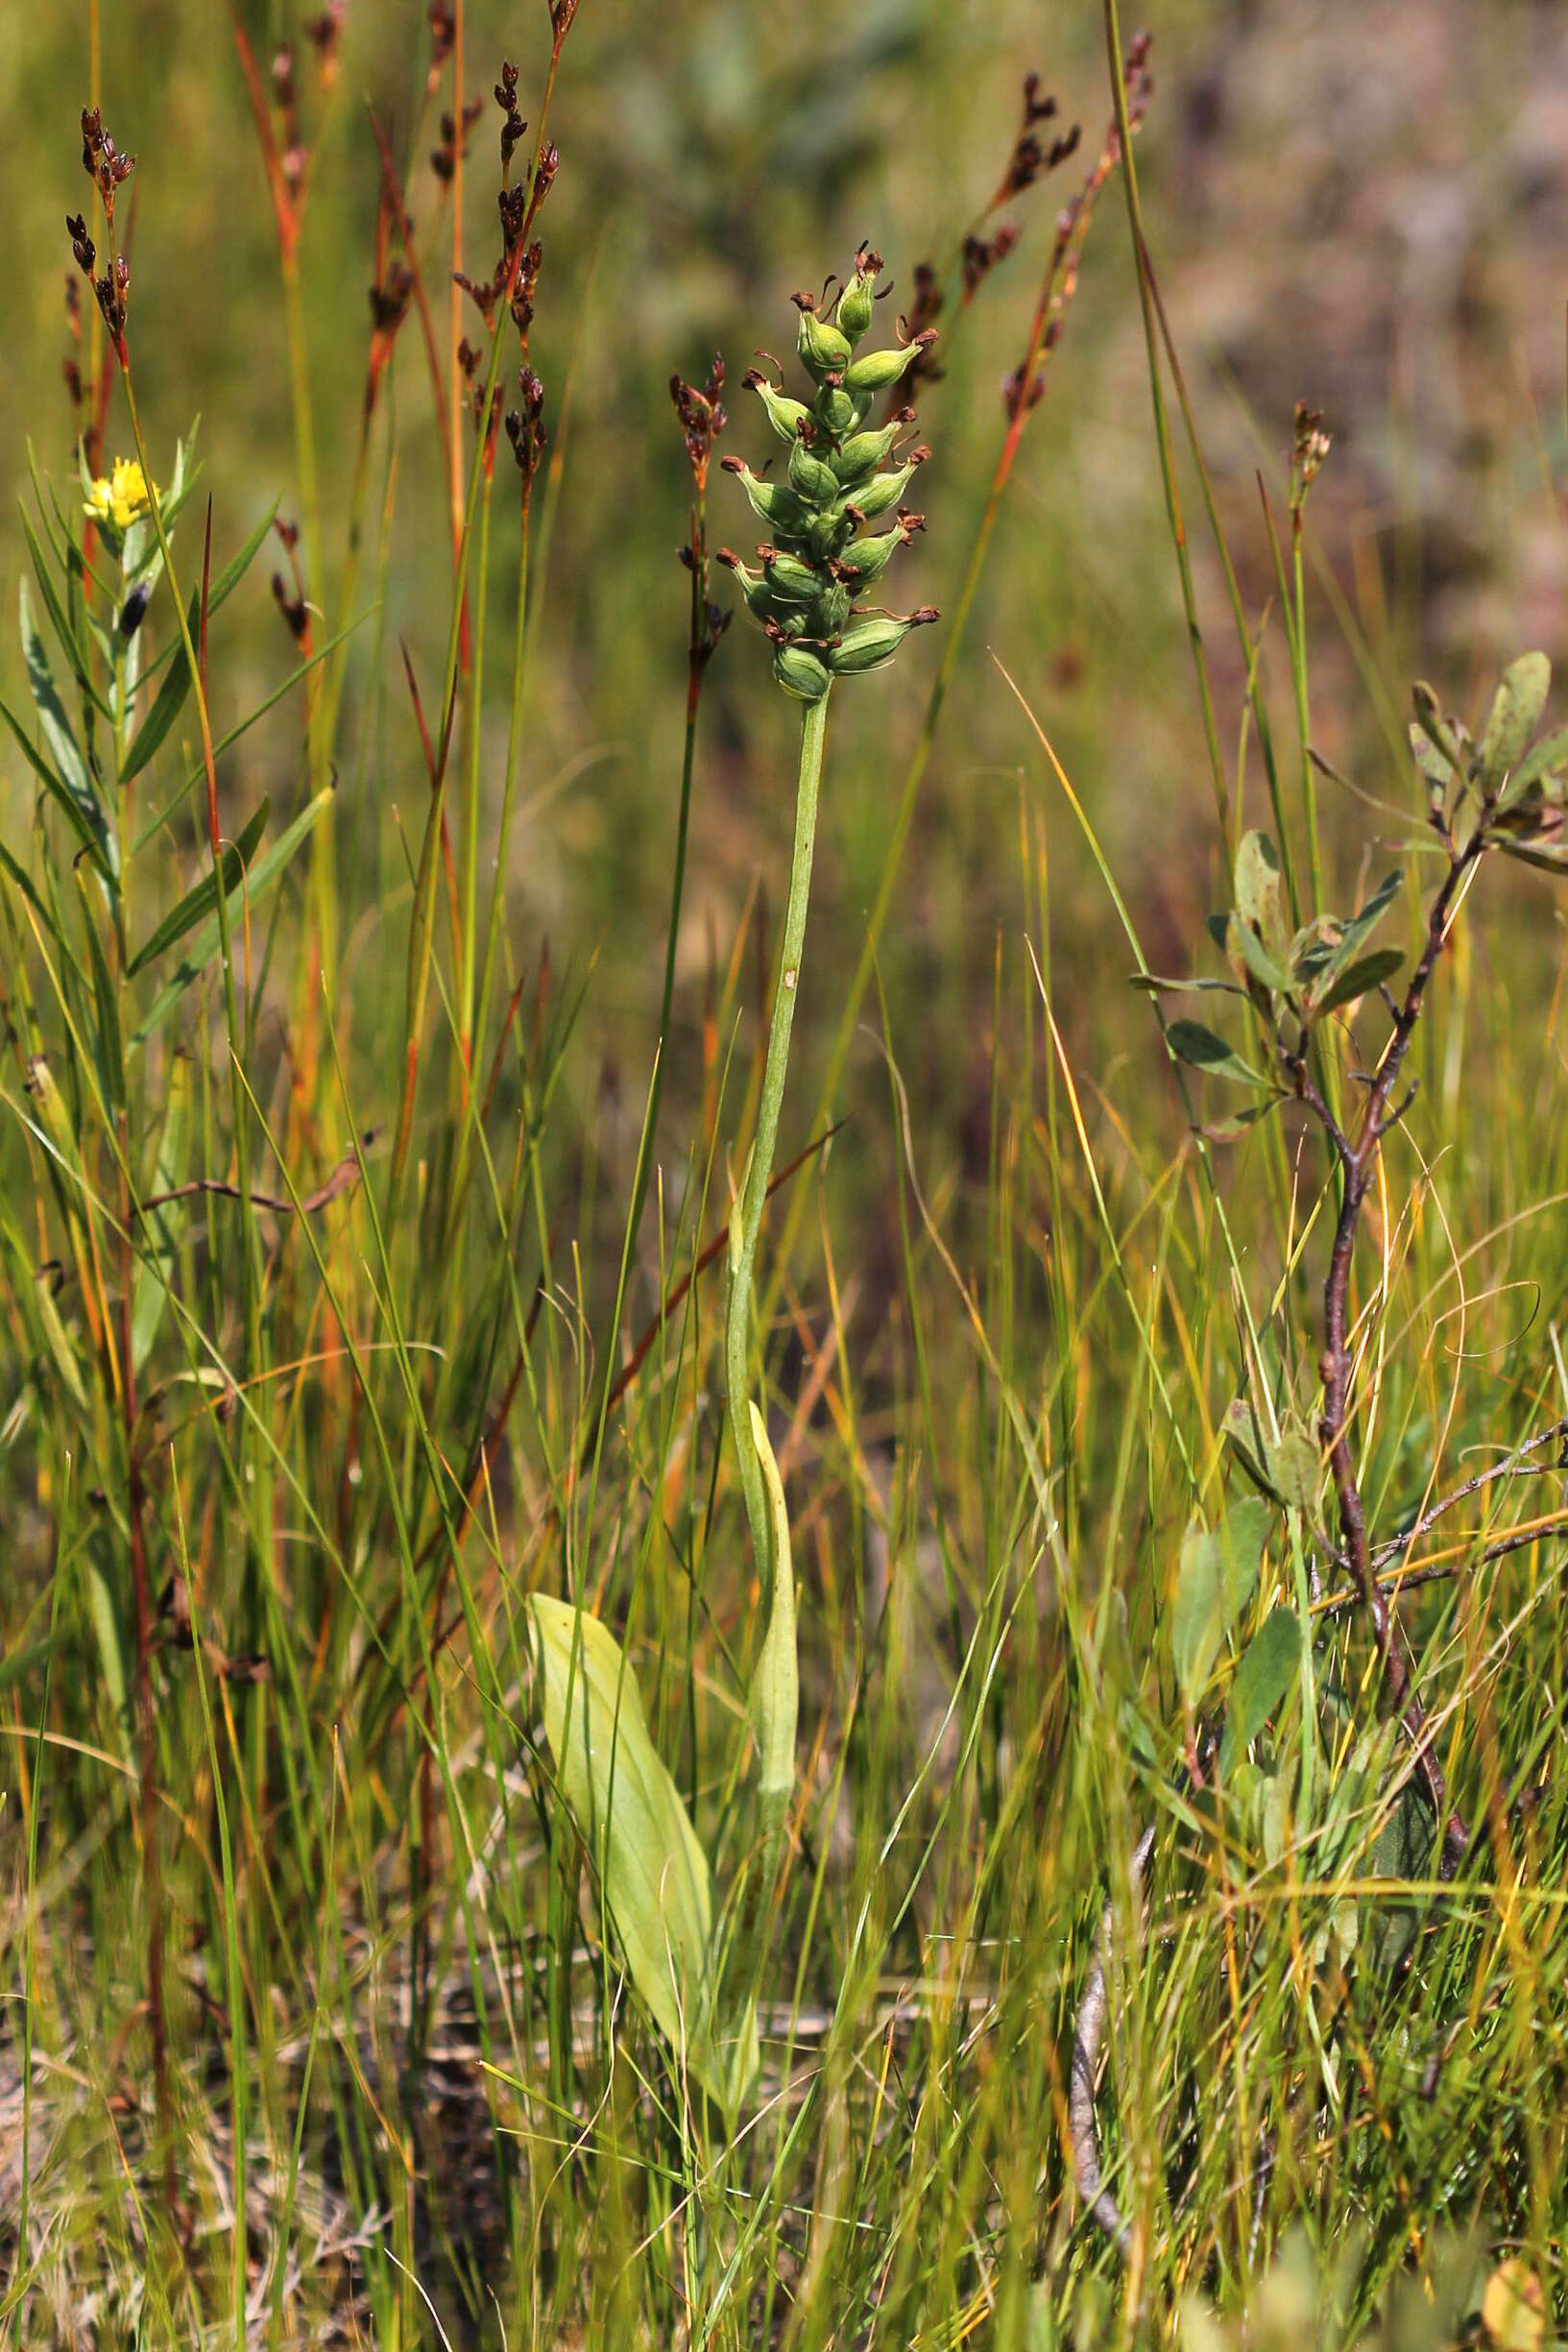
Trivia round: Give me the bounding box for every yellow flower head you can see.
[84,457,157,534]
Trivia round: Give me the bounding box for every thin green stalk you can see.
[725,690,830,1580]
[458,461,496,1060]
[1099,1,1228,842]
[1291,505,1324,910]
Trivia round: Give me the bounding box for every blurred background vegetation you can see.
[8,4,1568,2340]
[6,0,1567,1265]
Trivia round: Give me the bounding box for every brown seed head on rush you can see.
[504,365,547,492]
[670,356,728,493]
[303,5,347,85]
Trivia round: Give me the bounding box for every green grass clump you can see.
[3,7,1568,2349]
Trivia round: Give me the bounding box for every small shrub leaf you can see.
[1310,944,1405,1017]
[1220,1606,1301,1768]
[1233,830,1285,953]
[1171,1497,1268,1700]
[1167,1019,1266,1088]
[1225,912,1293,996]
[1480,650,1550,791]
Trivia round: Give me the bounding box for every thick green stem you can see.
[724,690,830,1577]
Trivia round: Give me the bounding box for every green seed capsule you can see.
[826,615,915,675]
[787,439,842,506]
[749,376,813,446]
[723,458,812,538]
[805,508,856,563]
[834,521,905,587]
[761,549,822,602]
[843,458,921,521]
[836,273,876,345]
[829,419,905,484]
[809,582,853,638]
[796,306,854,383]
[843,338,929,394]
[721,551,807,631]
[813,385,860,436]
[774,643,832,702]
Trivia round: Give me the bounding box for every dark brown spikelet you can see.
[670,356,728,493]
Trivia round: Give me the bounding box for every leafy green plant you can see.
[1073,631,1568,2258]
[528,253,941,2111]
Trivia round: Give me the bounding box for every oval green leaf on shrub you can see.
[1220,1606,1302,1769]
[1170,1495,1269,1702]
[1166,1019,1266,1089]
[1310,944,1405,1018]
[1480,650,1550,791]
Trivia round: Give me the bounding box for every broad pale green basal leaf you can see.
[529,1594,732,2106]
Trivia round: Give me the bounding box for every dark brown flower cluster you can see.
[66,109,134,346]
[431,95,485,184]
[669,357,728,495]
[998,75,1081,201]
[495,61,526,173]
[303,4,347,85]
[505,367,547,491]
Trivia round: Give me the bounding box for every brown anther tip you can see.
[719,454,745,474]
[912,328,939,352]
[790,291,817,314]
[899,509,926,535]
[910,606,939,624]
[714,546,740,570]
[741,367,767,389]
[909,445,932,465]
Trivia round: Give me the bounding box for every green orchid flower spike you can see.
[713,251,939,2058]
[718,245,939,702]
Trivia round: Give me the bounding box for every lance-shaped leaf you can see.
[1498,723,1568,812]
[127,799,270,977]
[74,867,125,1113]
[1225,911,1294,996]
[132,784,333,1044]
[529,1594,727,2104]
[1310,944,1405,1018]
[1166,1018,1266,1088]
[1308,868,1401,1007]
[119,503,278,784]
[7,581,117,885]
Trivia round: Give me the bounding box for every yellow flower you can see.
[84,457,157,534]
